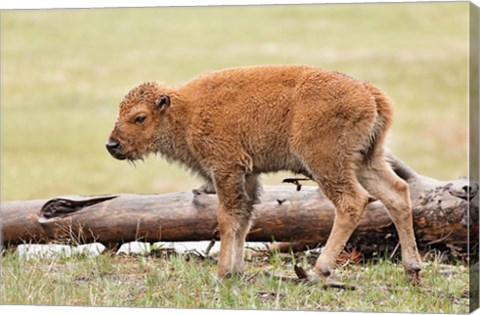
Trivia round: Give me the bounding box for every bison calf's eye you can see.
[135,115,146,125]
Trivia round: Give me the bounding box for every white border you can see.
[0,0,469,10]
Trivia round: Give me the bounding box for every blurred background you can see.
[1,2,469,201]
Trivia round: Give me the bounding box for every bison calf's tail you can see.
[363,83,394,161]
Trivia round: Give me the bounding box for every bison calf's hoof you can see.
[314,263,336,281]
[216,270,243,282]
[405,264,422,285]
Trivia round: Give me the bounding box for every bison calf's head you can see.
[106,82,171,162]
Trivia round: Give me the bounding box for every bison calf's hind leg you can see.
[214,169,255,279]
[358,158,422,280]
[313,175,370,279]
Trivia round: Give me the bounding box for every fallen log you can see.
[1,154,478,259]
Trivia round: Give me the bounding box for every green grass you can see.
[0,2,471,312]
[0,2,469,201]
[0,249,469,312]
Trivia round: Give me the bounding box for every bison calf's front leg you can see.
[216,207,252,279]
[214,170,254,279]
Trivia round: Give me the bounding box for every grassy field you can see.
[0,248,469,312]
[0,2,470,312]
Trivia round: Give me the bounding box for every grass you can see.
[0,248,469,312]
[0,2,471,312]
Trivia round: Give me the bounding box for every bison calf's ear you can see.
[155,94,171,111]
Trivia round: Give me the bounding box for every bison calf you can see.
[106,65,421,282]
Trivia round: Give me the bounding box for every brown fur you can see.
[107,65,421,280]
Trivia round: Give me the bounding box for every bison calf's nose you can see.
[106,138,126,160]
[106,138,120,150]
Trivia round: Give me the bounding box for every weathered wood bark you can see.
[1,154,478,258]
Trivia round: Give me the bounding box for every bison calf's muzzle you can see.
[105,137,126,160]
